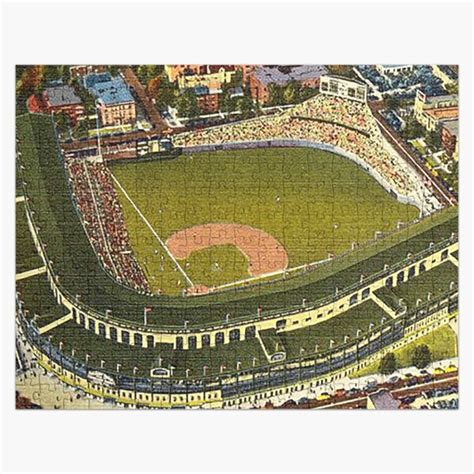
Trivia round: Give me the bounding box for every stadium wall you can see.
[19,293,457,408]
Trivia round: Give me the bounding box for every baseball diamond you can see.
[15,64,459,411]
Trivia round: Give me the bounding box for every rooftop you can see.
[86,73,135,106]
[44,85,82,107]
[254,65,328,86]
[425,106,458,121]
[424,94,458,107]
[368,389,401,409]
[442,119,459,137]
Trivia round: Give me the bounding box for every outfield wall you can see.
[180,140,425,212]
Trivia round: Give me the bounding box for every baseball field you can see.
[111,147,419,295]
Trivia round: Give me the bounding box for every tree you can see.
[147,76,161,98]
[55,112,71,134]
[283,81,301,105]
[402,116,424,140]
[268,84,284,106]
[236,95,254,119]
[379,352,397,375]
[412,345,432,369]
[108,65,121,76]
[153,74,178,111]
[425,130,442,151]
[228,69,243,88]
[176,89,200,118]
[384,95,400,110]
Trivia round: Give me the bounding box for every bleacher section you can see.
[270,300,388,358]
[16,202,43,274]
[374,260,457,311]
[17,274,69,329]
[45,319,267,378]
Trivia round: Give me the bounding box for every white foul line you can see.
[110,173,194,287]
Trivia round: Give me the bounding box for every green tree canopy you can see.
[379,352,397,375]
[176,89,200,118]
[412,344,432,369]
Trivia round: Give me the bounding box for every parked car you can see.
[388,375,400,384]
[316,392,330,401]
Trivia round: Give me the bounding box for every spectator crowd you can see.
[66,158,151,294]
[174,94,439,213]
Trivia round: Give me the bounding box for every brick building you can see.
[194,86,220,114]
[248,65,328,104]
[26,84,85,125]
[165,65,237,90]
[441,120,459,159]
[414,90,458,132]
[85,73,136,127]
[69,65,107,79]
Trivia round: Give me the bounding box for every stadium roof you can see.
[44,85,82,107]
[254,65,328,86]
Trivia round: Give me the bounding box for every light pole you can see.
[95,99,103,162]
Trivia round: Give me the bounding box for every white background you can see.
[1,1,472,472]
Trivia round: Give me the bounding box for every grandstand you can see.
[174,94,440,213]
[15,88,458,407]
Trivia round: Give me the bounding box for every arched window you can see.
[408,266,416,279]
[202,334,210,347]
[110,326,117,342]
[397,271,404,284]
[229,328,240,342]
[175,336,183,350]
[121,330,130,344]
[385,277,393,288]
[245,326,256,340]
[276,319,286,330]
[98,323,106,337]
[88,319,96,332]
[215,332,224,345]
[134,333,143,347]
[362,288,370,299]
[146,335,154,348]
[79,313,86,327]
[349,294,358,306]
[188,336,197,349]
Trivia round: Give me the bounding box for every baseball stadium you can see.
[16,76,458,408]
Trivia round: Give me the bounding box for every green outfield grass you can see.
[111,148,419,294]
[350,323,458,378]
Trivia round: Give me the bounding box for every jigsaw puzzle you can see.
[16,65,459,409]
